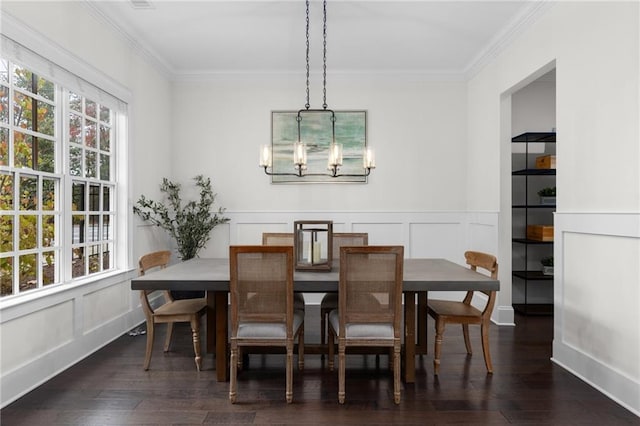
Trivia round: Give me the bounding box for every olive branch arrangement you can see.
[133,175,229,260]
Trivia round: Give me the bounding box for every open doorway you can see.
[510,68,556,316]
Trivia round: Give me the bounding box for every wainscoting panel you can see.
[214,211,502,309]
[0,300,74,372]
[0,271,140,408]
[553,212,640,416]
[83,283,129,334]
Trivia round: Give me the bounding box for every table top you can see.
[131,258,499,293]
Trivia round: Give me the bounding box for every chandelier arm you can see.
[263,167,305,178]
[296,169,373,178]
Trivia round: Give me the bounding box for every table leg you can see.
[215,291,228,381]
[206,292,216,354]
[417,292,428,354]
[404,291,416,383]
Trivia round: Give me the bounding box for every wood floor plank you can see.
[1,308,637,425]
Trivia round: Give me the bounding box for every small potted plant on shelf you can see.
[540,255,554,276]
[537,186,556,205]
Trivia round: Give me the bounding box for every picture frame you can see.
[270,110,368,183]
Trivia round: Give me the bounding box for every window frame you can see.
[0,49,127,301]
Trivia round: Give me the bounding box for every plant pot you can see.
[542,266,554,276]
[540,196,556,205]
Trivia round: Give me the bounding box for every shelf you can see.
[513,270,554,281]
[512,131,556,316]
[511,132,556,143]
[513,238,553,244]
[512,168,556,176]
[513,303,553,316]
[512,204,556,209]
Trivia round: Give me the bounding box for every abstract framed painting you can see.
[270,110,368,183]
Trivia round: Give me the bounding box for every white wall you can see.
[511,76,556,136]
[170,77,469,212]
[0,2,173,407]
[468,1,639,415]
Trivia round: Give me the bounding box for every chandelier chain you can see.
[322,0,328,109]
[305,0,310,109]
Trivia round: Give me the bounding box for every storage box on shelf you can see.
[526,225,554,242]
[535,155,556,169]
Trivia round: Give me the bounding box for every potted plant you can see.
[540,255,554,276]
[134,175,229,298]
[537,186,556,205]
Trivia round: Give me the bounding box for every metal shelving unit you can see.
[512,132,556,315]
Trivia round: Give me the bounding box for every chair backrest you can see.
[139,250,171,275]
[463,250,499,317]
[262,232,294,246]
[332,233,368,260]
[229,245,295,337]
[138,250,172,316]
[338,245,404,337]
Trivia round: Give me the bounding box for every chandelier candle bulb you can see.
[364,148,376,169]
[259,145,272,168]
[328,143,343,167]
[293,142,307,167]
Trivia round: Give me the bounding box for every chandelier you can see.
[259,0,375,179]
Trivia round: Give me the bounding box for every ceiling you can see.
[87,0,548,78]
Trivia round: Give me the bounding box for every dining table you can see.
[130,257,499,383]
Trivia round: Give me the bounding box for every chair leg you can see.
[393,341,401,404]
[328,325,335,371]
[462,324,472,354]
[338,338,346,404]
[143,321,154,370]
[320,308,327,359]
[190,317,202,371]
[286,341,293,403]
[298,324,305,371]
[163,322,174,352]
[433,319,445,376]
[229,342,238,403]
[481,321,493,374]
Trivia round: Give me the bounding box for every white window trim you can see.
[1,17,132,303]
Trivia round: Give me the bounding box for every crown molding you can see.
[464,0,556,79]
[81,0,174,80]
[173,69,467,83]
[75,1,553,84]
[1,11,132,105]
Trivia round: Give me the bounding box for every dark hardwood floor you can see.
[2,307,637,425]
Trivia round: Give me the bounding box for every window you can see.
[0,53,122,299]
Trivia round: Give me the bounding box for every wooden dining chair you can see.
[229,245,304,404]
[262,232,306,312]
[427,250,499,375]
[328,245,404,404]
[319,233,368,358]
[138,250,207,371]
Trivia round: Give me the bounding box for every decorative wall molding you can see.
[0,271,141,408]
[1,210,511,409]
[553,212,640,416]
[219,210,512,324]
